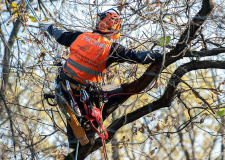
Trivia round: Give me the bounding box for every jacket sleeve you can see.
[47,25,83,47]
[107,43,163,66]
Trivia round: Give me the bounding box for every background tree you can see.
[1,0,225,160]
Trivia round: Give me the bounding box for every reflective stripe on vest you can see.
[67,58,104,76]
[63,32,112,84]
[63,63,88,84]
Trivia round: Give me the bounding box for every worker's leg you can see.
[67,122,78,149]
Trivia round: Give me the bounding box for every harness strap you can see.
[54,77,89,146]
[58,71,109,140]
[60,70,86,91]
[57,100,89,145]
[66,80,82,117]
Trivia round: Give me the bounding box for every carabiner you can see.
[80,90,89,101]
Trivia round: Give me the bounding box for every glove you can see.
[154,50,164,61]
[39,21,55,32]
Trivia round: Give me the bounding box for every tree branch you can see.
[103,0,214,122]
[2,18,22,87]
[184,48,225,57]
[0,90,17,158]
[91,60,225,153]
[121,0,214,94]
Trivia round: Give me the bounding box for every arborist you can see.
[40,9,163,149]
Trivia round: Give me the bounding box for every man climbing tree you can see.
[40,9,163,158]
[3,0,224,159]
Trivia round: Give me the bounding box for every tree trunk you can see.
[2,19,22,87]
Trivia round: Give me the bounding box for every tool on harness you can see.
[44,68,109,144]
[54,79,71,120]
[80,89,109,160]
[43,68,89,146]
[54,76,89,146]
[80,90,108,140]
[81,90,101,120]
[66,80,82,117]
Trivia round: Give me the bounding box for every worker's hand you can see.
[39,21,55,33]
[154,51,164,61]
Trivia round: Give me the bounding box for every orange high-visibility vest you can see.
[63,32,112,84]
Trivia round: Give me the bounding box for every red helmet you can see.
[96,10,122,39]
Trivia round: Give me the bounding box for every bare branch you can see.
[90,60,225,154]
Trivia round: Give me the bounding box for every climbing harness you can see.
[55,75,89,146]
[58,68,109,139]
[44,68,109,139]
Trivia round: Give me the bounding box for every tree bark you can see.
[222,117,225,160]
[2,19,22,87]
[111,112,120,160]
[91,60,225,154]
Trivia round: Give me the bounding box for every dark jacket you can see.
[47,25,162,70]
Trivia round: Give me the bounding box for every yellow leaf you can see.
[11,2,17,8]
[27,15,37,22]
[43,17,49,21]
[54,11,58,15]
[14,37,21,40]
[52,150,57,153]
[58,23,63,29]
[166,16,171,20]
